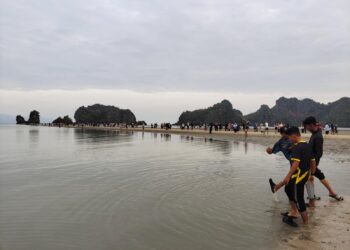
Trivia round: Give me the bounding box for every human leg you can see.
[295,178,308,224]
[306,176,316,207]
[285,180,298,217]
[314,168,337,196]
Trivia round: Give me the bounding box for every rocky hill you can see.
[177,100,243,125]
[245,97,350,126]
[52,115,73,125]
[16,110,40,125]
[74,104,136,124]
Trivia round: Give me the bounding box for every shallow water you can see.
[0,125,348,250]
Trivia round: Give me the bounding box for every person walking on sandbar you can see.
[303,116,343,207]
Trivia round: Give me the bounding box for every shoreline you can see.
[46,123,350,164]
[43,125,350,161]
[276,196,350,249]
[46,125,350,140]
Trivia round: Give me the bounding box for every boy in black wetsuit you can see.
[273,127,316,226]
[303,116,343,206]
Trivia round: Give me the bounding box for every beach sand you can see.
[275,197,350,250]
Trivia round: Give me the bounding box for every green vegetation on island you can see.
[16,110,40,125]
[16,115,26,124]
[52,115,73,125]
[14,97,350,127]
[177,100,243,125]
[245,97,350,126]
[74,104,137,124]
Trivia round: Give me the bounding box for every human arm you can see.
[283,161,299,184]
[267,140,280,154]
[313,137,323,165]
[274,145,301,191]
[274,160,299,192]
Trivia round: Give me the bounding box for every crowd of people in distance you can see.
[274,122,288,133]
[177,122,251,134]
[149,123,172,129]
[266,116,343,228]
[324,123,339,135]
[44,119,341,138]
[43,122,132,128]
[176,120,340,136]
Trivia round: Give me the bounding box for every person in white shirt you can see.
[324,124,331,135]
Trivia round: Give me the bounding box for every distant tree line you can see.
[52,115,73,125]
[245,97,350,127]
[15,97,350,129]
[74,104,137,124]
[177,100,244,125]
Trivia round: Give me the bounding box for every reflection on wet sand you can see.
[73,128,134,144]
[29,128,39,140]
[153,132,158,139]
[160,133,171,141]
[181,135,234,155]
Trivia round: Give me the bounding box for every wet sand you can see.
[62,126,350,163]
[61,126,350,140]
[275,197,350,250]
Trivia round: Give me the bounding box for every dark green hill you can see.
[177,100,243,125]
[74,104,136,124]
[245,97,350,126]
[320,97,350,126]
[16,110,40,125]
[52,115,73,125]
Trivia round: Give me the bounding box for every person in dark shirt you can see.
[273,127,316,226]
[266,126,292,161]
[303,116,343,206]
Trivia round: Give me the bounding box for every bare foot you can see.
[289,212,298,218]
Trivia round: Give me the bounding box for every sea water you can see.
[0,125,348,250]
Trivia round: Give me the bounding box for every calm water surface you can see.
[0,125,348,250]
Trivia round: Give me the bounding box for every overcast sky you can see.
[0,0,349,122]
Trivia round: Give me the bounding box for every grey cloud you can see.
[0,0,349,93]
